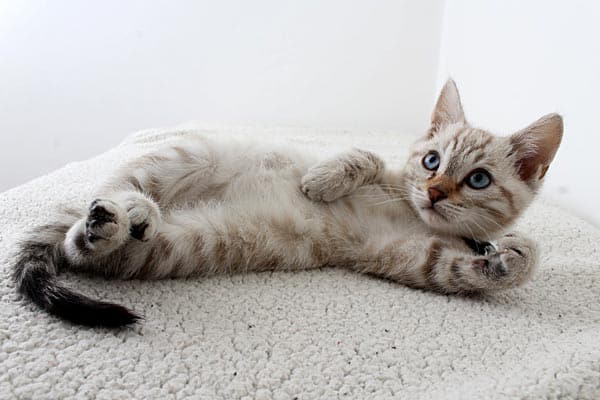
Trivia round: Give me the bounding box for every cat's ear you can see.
[510,113,563,184]
[430,78,466,134]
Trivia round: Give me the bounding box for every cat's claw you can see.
[472,232,538,288]
[472,255,507,278]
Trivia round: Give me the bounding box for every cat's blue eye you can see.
[466,169,492,189]
[422,151,440,171]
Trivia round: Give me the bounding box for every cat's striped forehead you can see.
[438,126,497,175]
[416,124,501,178]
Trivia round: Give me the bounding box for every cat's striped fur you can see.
[13,80,563,327]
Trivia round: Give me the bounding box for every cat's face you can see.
[405,80,563,239]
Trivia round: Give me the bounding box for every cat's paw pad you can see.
[301,165,348,202]
[472,253,508,279]
[86,199,128,243]
[125,198,161,241]
[473,233,538,288]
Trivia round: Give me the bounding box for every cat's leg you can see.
[63,191,161,267]
[60,141,216,276]
[356,232,538,293]
[301,149,385,201]
[429,233,538,292]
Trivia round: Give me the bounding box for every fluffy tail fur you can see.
[12,223,140,328]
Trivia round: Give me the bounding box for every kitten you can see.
[12,80,563,327]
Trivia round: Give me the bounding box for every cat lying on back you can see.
[13,80,563,327]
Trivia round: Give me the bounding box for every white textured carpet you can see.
[1,127,599,400]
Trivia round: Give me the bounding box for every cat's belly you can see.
[192,176,416,272]
[160,141,419,272]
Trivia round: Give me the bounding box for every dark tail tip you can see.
[46,286,142,328]
[17,263,141,328]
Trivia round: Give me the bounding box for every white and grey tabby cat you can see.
[13,80,563,327]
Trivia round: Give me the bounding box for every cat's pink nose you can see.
[427,186,447,205]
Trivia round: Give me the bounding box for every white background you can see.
[0,0,443,189]
[1,0,598,226]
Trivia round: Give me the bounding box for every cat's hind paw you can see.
[125,196,161,241]
[80,199,131,255]
[86,199,129,243]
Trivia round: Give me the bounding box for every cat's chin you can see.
[418,206,502,239]
[416,206,462,235]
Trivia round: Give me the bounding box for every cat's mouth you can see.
[420,205,448,221]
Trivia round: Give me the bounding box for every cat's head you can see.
[405,79,562,238]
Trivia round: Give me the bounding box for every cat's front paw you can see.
[473,233,538,289]
[301,164,351,202]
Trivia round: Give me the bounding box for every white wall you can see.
[437,0,600,226]
[0,0,445,191]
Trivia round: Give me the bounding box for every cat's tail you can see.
[12,222,140,328]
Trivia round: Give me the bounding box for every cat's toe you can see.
[301,185,322,201]
[89,200,116,223]
[300,175,324,201]
[472,253,507,279]
[301,169,346,202]
[495,233,537,262]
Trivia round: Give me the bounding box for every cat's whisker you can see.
[353,193,408,199]
[468,218,495,242]
[456,219,477,242]
[369,197,410,207]
[352,192,412,202]
[470,209,506,231]
[465,211,505,240]
[436,204,495,242]
[378,183,407,189]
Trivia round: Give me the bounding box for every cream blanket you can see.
[1,127,599,399]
